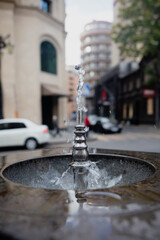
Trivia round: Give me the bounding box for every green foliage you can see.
[144,66,156,87]
[112,0,160,59]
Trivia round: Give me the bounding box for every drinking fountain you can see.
[1,65,156,194]
[0,65,159,240]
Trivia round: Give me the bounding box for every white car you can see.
[0,118,50,150]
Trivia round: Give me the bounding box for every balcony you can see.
[80,28,111,41]
[81,39,111,50]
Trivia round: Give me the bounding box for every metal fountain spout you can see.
[72,65,89,162]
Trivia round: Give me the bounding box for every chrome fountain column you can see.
[72,65,89,162]
[71,65,89,194]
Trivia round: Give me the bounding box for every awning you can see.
[42,84,69,97]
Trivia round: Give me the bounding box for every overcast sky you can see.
[65,0,113,66]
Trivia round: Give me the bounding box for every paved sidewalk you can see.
[123,124,160,133]
[49,130,74,144]
[48,128,96,145]
[48,124,160,145]
[49,124,160,142]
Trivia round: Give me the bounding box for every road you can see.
[0,125,160,155]
[87,125,160,153]
[48,124,160,153]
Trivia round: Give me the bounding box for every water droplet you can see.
[85,127,89,132]
[93,148,97,154]
[83,106,88,112]
[64,119,70,126]
[63,149,67,154]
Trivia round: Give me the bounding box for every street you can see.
[88,125,160,153]
[0,125,160,156]
[58,124,160,153]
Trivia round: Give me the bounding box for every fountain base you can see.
[1,153,155,190]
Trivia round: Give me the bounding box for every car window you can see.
[89,115,98,121]
[0,122,26,130]
[100,118,110,123]
[0,123,9,130]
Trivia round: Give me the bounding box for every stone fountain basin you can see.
[1,153,155,190]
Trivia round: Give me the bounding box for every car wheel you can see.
[117,129,122,133]
[25,138,38,150]
[110,126,119,133]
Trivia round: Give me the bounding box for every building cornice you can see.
[0,0,65,31]
[0,0,15,3]
[15,5,65,30]
[0,0,15,10]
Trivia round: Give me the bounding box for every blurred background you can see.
[0,0,160,150]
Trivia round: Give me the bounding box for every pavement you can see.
[122,124,160,133]
[48,127,96,145]
[88,124,160,153]
[0,124,159,155]
[47,124,160,153]
[49,124,160,144]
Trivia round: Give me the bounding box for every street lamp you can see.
[0,35,13,119]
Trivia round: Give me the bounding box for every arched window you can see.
[40,0,51,13]
[41,41,57,74]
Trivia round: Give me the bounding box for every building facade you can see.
[80,20,112,113]
[0,0,67,129]
[96,59,159,125]
[111,0,121,67]
[66,66,78,121]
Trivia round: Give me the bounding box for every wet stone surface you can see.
[0,148,160,240]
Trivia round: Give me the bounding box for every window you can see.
[85,46,91,53]
[40,0,51,13]
[136,78,141,88]
[129,81,133,91]
[123,104,127,119]
[84,37,91,44]
[90,71,95,77]
[123,83,127,92]
[129,103,133,118]
[147,98,154,115]
[0,123,8,130]
[99,45,108,51]
[0,122,26,130]
[41,41,57,74]
[99,35,108,41]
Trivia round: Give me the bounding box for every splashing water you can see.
[46,161,122,190]
[78,161,122,189]
[75,65,85,125]
[50,166,71,187]
[70,65,122,190]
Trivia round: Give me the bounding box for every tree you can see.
[112,0,160,126]
[112,0,160,59]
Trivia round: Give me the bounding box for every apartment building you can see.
[80,20,112,113]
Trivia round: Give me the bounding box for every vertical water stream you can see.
[75,65,86,125]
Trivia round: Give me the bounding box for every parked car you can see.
[0,118,50,150]
[88,115,122,133]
